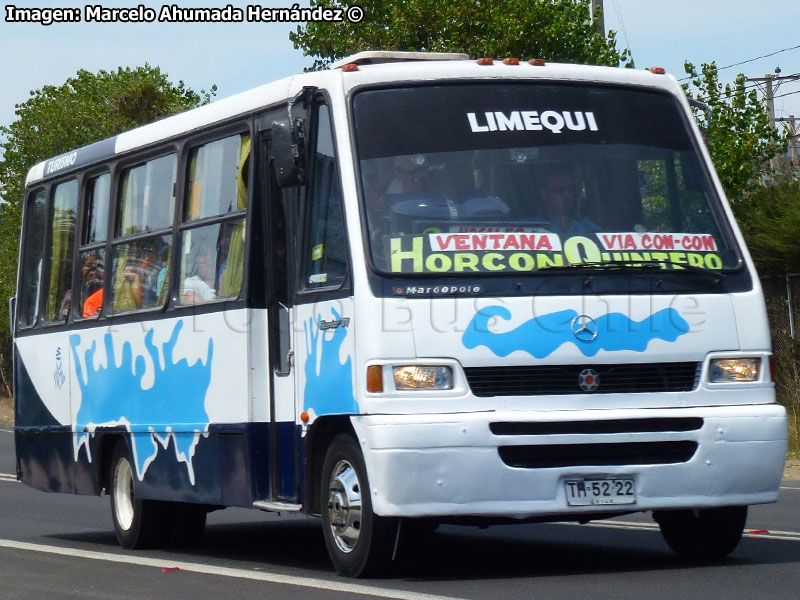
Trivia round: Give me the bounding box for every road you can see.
[0,427,798,600]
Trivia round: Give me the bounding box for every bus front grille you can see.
[490,417,703,436]
[498,441,699,469]
[464,362,700,397]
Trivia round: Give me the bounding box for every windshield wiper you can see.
[542,259,723,280]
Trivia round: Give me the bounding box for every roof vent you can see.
[330,51,470,69]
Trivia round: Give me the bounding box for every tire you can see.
[321,434,398,577]
[109,441,168,549]
[654,505,747,559]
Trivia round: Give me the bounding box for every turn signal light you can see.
[366,365,384,393]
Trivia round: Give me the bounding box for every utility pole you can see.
[591,0,605,37]
[777,115,798,163]
[747,69,800,167]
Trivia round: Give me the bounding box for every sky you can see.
[0,0,799,157]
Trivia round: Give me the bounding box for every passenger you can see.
[534,166,599,235]
[120,243,168,310]
[385,154,428,195]
[82,280,104,318]
[80,252,104,317]
[182,244,217,304]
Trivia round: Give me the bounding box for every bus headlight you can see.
[709,358,760,383]
[393,365,453,390]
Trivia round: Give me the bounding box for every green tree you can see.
[732,180,800,275]
[682,61,788,202]
[0,65,215,390]
[290,0,631,70]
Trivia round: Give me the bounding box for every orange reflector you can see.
[649,67,666,75]
[300,411,310,423]
[477,57,494,65]
[529,58,546,66]
[342,63,359,72]
[503,58,520,65]
[367,365,384,393]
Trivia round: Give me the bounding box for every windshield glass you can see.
[353,83,739,276]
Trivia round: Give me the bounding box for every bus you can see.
[12,52,787,577]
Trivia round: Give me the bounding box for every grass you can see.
[788,417,799,460]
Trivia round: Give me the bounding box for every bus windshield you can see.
[353,83,740,276]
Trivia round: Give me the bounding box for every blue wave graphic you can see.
[303,308,357,416]
[462,306,689,358]
[70,320,213,483]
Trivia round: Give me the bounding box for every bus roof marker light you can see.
[300,411,310,423]
[503,58,520,65]
[529,58,546,66]
[649,67,666,75]
[477,57,494,66]
[342,63,359,72]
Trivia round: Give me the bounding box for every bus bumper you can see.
[352,404,788,519]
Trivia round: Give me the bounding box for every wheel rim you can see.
[113,458,135,531]
[326,459,362,553]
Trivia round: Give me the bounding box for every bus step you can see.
[252,500,303,513]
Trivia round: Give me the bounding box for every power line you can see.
[610,0,632,55]
[774,88,800,101]
[678,43,800,81]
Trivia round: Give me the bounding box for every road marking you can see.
[584,520,800,542]
[0,538,463,600]
[781,486,800,491]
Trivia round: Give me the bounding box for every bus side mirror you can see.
[272,119,307,187]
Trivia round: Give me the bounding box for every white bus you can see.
[12,52,787,577]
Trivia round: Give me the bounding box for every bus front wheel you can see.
[320,434,398,577]
[654,505,747,559]
[109,441,168,549]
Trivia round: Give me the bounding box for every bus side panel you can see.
[14,344,97,495]
[65,311,255,506]
[128,422,267,507]
[295,299,358,421]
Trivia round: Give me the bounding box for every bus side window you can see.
[77,174,110,319]
[179,132,249,306]
[18,189,47,328]
[111,154,176,313]
[44,180,78,323]
[302,103,347,290]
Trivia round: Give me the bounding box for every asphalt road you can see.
[0,427,798,600]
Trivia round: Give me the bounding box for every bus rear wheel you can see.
[654,505,747,559]
[109,441,168,549]
[320,434,398,577]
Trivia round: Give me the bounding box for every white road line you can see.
[585,520,800,542]
[0,538,463,600]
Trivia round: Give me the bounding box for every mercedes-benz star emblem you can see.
[578,368,600,392]
[570,314,599,342]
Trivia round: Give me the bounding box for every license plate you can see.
[565,478,636,506]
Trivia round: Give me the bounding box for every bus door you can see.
[258,132,300,505]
